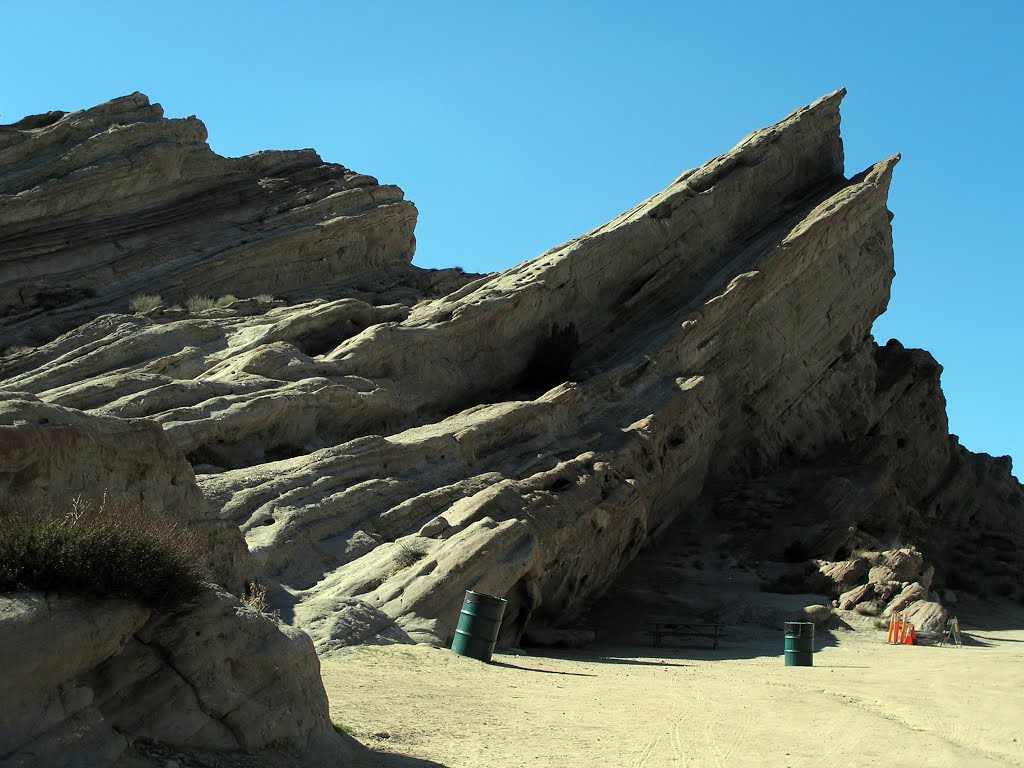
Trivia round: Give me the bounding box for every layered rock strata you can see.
[2,89,1021,661]
[0,92,422,348]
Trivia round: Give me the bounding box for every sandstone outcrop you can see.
[0,390,248,589]
[0,590,357,767]
[2,89,1021,662]
[903,599,948,634]
[0,93,452,349]
[814,547,955,634]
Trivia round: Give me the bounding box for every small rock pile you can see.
[816,548,950,632]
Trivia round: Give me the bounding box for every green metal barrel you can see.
[451,590,507,663]
[784,621,814,666]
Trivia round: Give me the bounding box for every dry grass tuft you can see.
[394,542,428,570]
[129,294,163,313]
[243,580,269,611]
[185,295,218,312]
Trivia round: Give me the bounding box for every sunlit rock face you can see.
[2,89,1021,660]
[0,92,420,348]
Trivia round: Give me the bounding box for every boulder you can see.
[854,600,885,617]
[884,582,927,616]
[0,590,356,767]
[796,604,835,627]
[903,600,949,634]
[880,548,924,581]
[868,565,898,585]
[838,584,874,610]
[816,558,870,591]
[919,563,935,592]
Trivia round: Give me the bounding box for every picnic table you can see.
[645,620,724,650]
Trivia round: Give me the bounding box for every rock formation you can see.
[0,589,357,767]
[1,88,1022,763]
[825,548,947,631]
[0,92,469,349]
[0,390,248,589]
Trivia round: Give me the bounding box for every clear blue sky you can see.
[3,2,1021,472]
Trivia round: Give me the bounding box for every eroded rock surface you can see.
[2,89,1021,660]
[0,92,449,348]
[0,391,248,589]
[0,590,356,768]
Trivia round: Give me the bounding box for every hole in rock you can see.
[516,322,579,396]
[546,477,573,493]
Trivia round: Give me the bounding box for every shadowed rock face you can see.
[0,92,422,348]
[1,90,1021,663]
[0,590,358,768]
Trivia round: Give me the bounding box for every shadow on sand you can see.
[353,748,452,768]
[513,616,865,669]
[490,659,597,676]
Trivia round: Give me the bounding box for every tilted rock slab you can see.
[0,92,418,347]
[2,90,1021,653]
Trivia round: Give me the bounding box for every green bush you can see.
[0,496,207,607]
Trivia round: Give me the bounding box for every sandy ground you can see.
[323,608,1024,768]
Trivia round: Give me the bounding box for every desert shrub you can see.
[241,580,281,619]
[0,496,206,607]
[129,293,163,313]
[186,295,218,312]
[253,294,276,303]
[243,580,283,619]
[214,294,238,308]
[242,580,269,612]
[394,542,428,570]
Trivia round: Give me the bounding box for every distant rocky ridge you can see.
[2,90,1022,765]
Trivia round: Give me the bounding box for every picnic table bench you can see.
[645,620,724,650]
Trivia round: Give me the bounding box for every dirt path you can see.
[323,619,1024,768]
